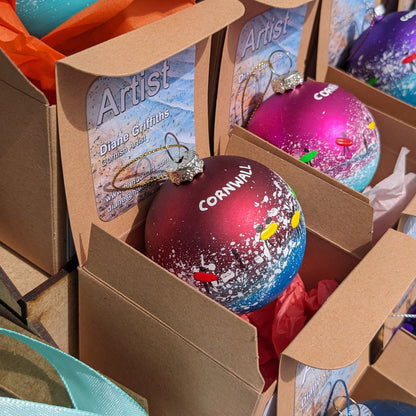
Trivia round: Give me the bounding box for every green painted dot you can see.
[287,183,296,198]
[300,150,318,164]
[367,77,377,86]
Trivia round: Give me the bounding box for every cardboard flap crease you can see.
[398,193,416,231]
[281,229,416,370]
[0,56,66,275]
[0,49,48,105]
[401,194,416,218]
[372,330,416,396]
[57,0,245,77]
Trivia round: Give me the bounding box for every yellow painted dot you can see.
[261,222,278,241]
[291,210,300,228]
[368,121,376,130]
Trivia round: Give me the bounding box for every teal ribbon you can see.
[0,328,149,415]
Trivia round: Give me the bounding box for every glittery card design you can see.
[86,46,196,221]
[328,0,375,67]
[229,5,307,131]
[294,362,359,416]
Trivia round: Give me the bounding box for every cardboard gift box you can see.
[0,50,70,276]
[0,242,78,355]
[54,0,382,414]
[277,229,416,415]
[315,0,416,128]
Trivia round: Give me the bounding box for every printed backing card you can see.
[213,0,319,155]
[56,0,245,266]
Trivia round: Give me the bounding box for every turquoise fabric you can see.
[0,328,148,416]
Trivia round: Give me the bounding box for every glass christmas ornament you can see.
[15,0,100,38]
[145,152,306,314]
[346,10,416,106]
[246,74,381,192]
[339,399,416,416]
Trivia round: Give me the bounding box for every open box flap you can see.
[85,223,265,392]
[371,329,416,399]
[56,0,245,266]
[398,193,416,232]
[0,49,48,105]
[213,0,319,154]
[280,229,416,371]
[56,0,244,77]
[324,66,416,129]
[225,125,373,257]
[401,194,416,218]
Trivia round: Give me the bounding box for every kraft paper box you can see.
[398,0,415,11]
[315,0,416,128]
[0,315,148,413]
[54,1,372,414]
[398,193,416,237]
[75,216,359,416]
[277,229,416,416]
[213,0,319,155]
[0,50,70,276]
[0,242,78,355]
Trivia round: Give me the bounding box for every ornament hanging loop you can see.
[333,396,361,416]
[268,49,303,94]
[240,49,302,127]
[240,59,272,127]
[349,5,385,62]
[164,132,204,185]
[164,132,187,163]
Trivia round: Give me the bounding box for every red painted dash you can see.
[194,272,218,282]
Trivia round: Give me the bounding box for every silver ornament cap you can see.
[271,70,303,94]
[165,149,204,185]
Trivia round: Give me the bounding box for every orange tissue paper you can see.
[0,0,195,103]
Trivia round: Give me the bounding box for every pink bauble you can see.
[145,155,306,314]
[247,80,381,192]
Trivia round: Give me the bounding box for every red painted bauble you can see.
[145,155,306,314]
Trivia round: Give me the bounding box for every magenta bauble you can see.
[145,155,306,314]
[247,80,381,192]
